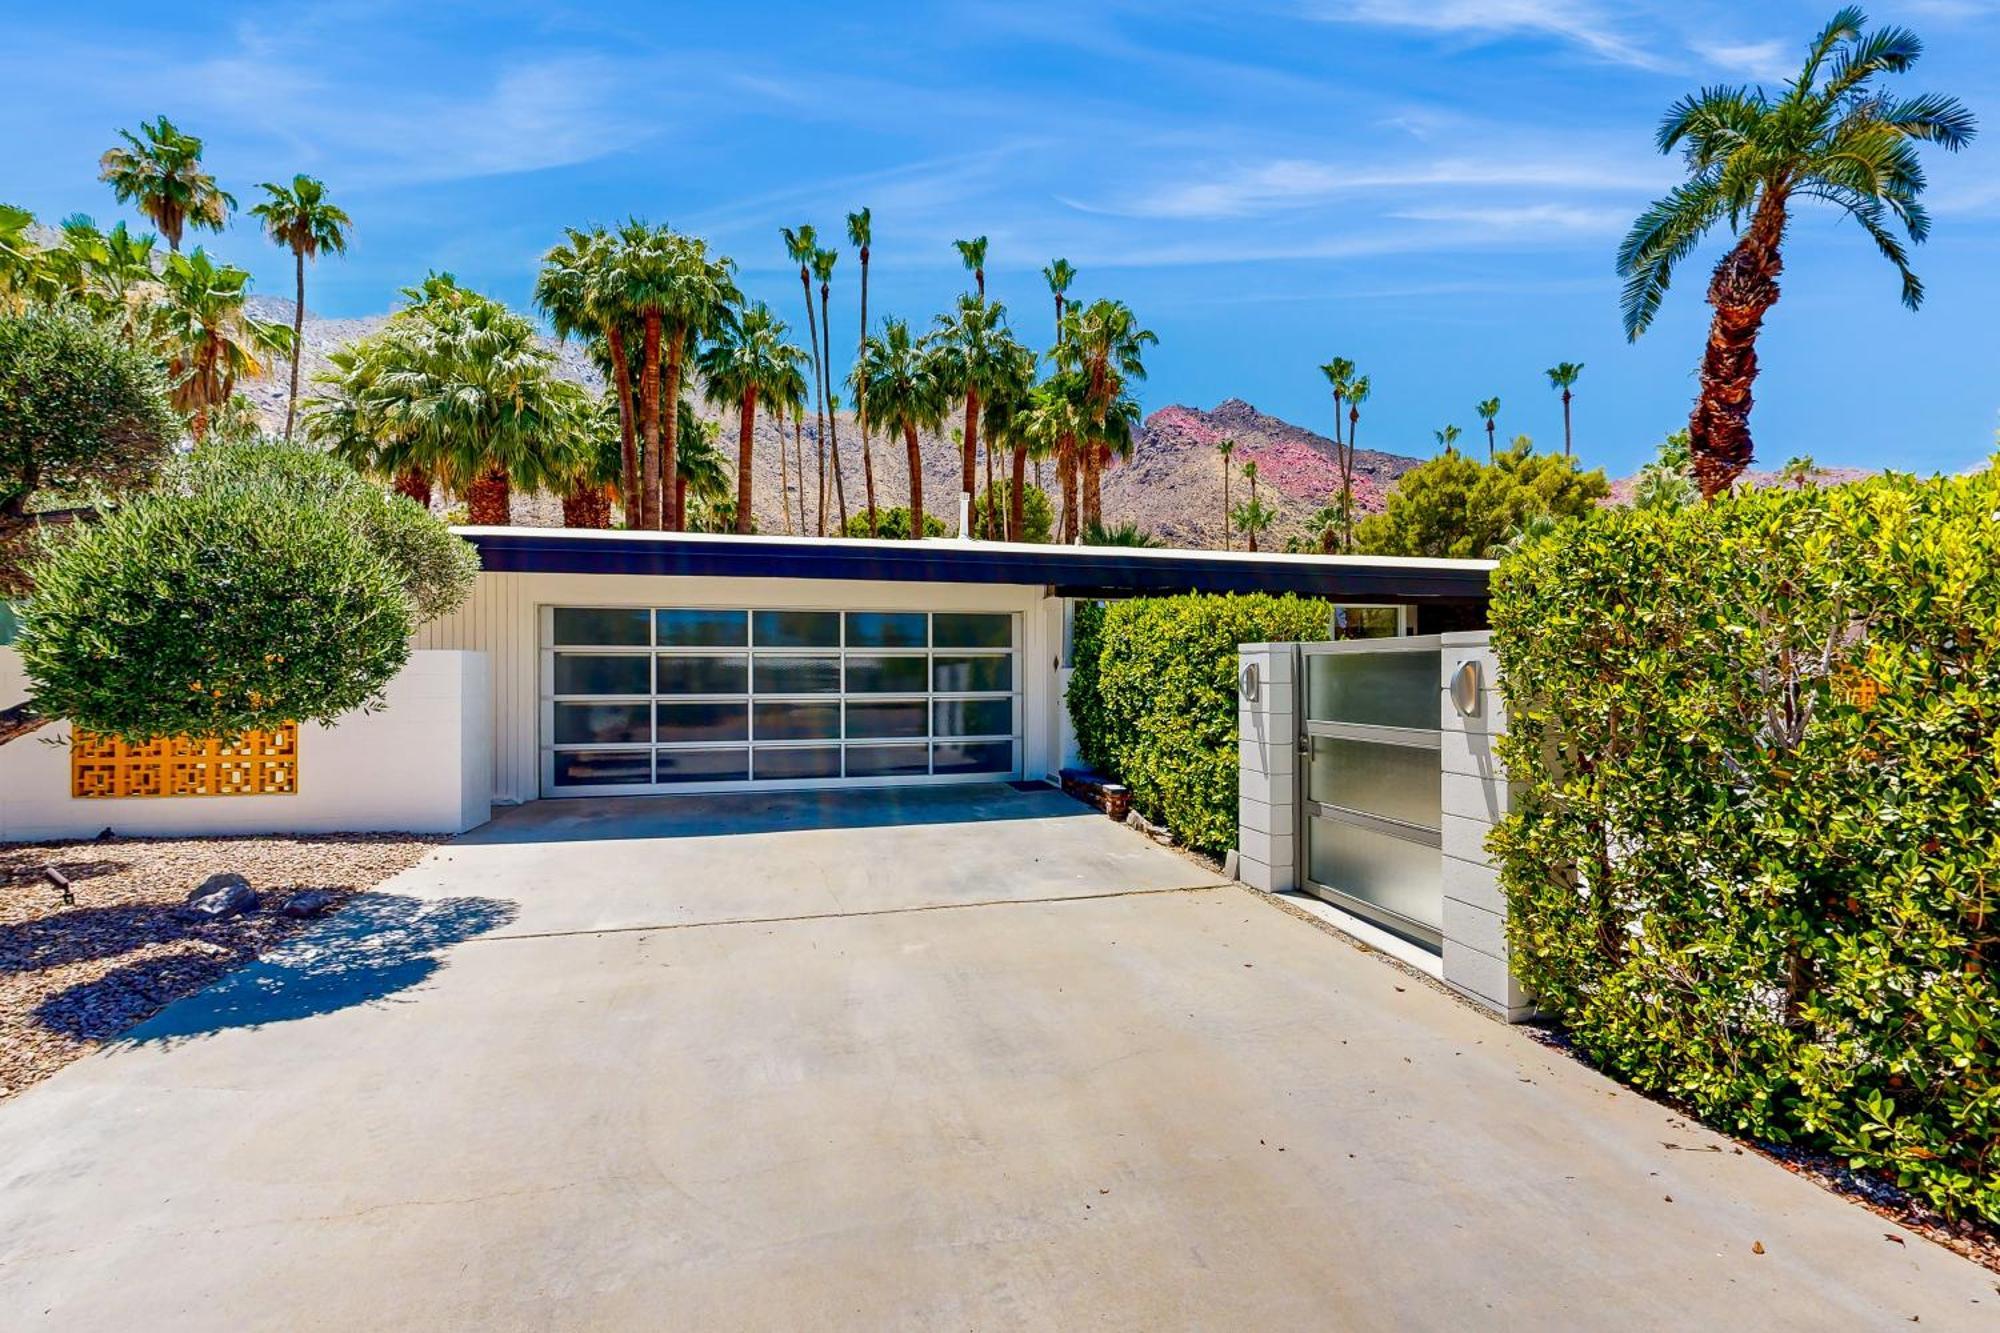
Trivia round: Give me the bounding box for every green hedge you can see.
[1067,593,1331,853]
[1489,469,2000,1223]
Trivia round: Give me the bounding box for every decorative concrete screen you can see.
[71,725,299,799]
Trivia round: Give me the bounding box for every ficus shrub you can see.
[1067,593,1331,852]
[1489,465,2000,1223]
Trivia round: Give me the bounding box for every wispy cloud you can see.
[1301,0,1674,70]
[1689,38,1792,83]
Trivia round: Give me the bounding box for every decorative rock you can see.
[279,888,338,919]
[181,872,257,921]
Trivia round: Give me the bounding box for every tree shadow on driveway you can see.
[94,893,519,1045]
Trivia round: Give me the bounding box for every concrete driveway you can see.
[0,784,1992,1329]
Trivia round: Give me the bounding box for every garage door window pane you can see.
[656,655,747,696]
[754,746,841,780]
[846,654,927,693]
[552,750,651,787]
[932,740,1011,775]
[553,653,650,696]
[755,656,840,694]
[845,612,928,648]
[554,607,650,646]
[553,702,652,746]
[753,610,840,648]
[658,702,748,743]
[655,608,747,647]
[933,613,1011,648]
[755,701,841,740]
[845,744,930,777]
[656,748,749,784]
[846,700,927,739]
[934,698,1012,738]
[933,655,1011,693]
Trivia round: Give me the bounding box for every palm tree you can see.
[1020,373,1092,545]
[954,235,989,297]
[1042,258,1075,341]
[557,395,622,529]
[978,341,1039,539]
[1216,436,1237,550]
[1059,298,1155,531]
[1435,424,1463,454]
[538,226,639,518]
[1082,520,1163,548]
[932,294,1016,535]
[1476,397,1501,460]
[662,235,740,531]
[1234,461,1275,553]
[1617,9,1974,498]
[249,176,352,443]
[1341,376,1371,552]
[847,207,877,533]
[1318,357,1357,548]
[672,402,731,530]
[1544,363,1582,458]
[779,225,826,532]
[811,246,849,532]
[856,318,946,538]
[155,248,291,443]
[98,116,233,253]
[699,302,808,535]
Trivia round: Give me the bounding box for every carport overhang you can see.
[457,527,1494,610]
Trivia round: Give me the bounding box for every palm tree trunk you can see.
[1082,444,1104,532]
[283,249,305,442]
[562,484,611,529]
[639,313,663,531]
[1562,391,1573,458]
[1058,435,1078,543]
[675,475,688,529]
[1487,421,1496,461]
[961,388,980,531]
[393,467,432,508]
[983,431,999,538]
[606,325,639,520]
[1343,407,1360,553]
[821,287,848,532]
[1688,201,1785,499]
[904,422,925,539]
[661,327,687,531]
[777,404,794,535]
[1009,444,1027,540]
[1221,465,1230,552]
[735,386,757,535]
[794,412,808,534]
[858,255,877,535]
[860,425,879,537]
[1246,473,1260,554]
[467,465,510,527]
[799,271,825,534]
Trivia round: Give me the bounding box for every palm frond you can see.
[1615,173,1727,339]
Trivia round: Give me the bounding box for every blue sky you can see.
[7,0,1998,476]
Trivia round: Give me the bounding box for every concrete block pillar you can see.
[1235,643,1297,893]
[1438,631,1531,1021]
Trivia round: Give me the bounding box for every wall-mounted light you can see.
[1239,661,1261,702]
[1450,659,1482,717]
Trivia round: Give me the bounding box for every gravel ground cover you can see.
[1,834,441,1100]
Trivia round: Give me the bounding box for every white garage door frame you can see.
[538,602,1024,797]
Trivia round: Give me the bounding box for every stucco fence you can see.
[0,649,492,842]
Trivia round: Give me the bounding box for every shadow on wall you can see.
[89,893,519,1045]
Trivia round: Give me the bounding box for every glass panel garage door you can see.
[541,607,1021,795]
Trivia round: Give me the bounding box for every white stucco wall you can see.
[0,645,26,711]
[412,570,1059,806]
[0,650,491,843]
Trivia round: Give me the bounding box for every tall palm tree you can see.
[155,248,291,443]
[779,225,826,532]
[699,301,808,535]
[250,175,352,442]
[978,341,1039,540]
[1235,460,1273,553]
[538,226,639,518]
[1020,373,1092,545]
[1318,357,1356,547]
[1544,363,1582,458]
[1617,8,1974,498]
[846,207,878,534]
[1042,258,1075,341]
[856,318,946,538]
[1476,397,1501,460]
[98,116,233,252]
[1059,298,1155,531]
[557,394,622,529]
[307,340,431,505]
[1216,436,1237,550]
[1341,376,1371,552]
[932,294,1016,534]
[811,246,849,533]
[954,235,989,297]
[1434,424,1463,454]
[657,235,741,531]
[672,402,731,530]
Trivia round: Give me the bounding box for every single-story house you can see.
[0,528,1492,840]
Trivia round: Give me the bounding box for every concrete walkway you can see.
[0,786,1991,1329]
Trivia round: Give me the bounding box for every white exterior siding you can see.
[414,571,1057,806]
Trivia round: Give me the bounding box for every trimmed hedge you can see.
[1067,593,1331,853]
[1489,468,2000,1223]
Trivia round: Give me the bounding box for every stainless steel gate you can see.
[1296,636,1444,949]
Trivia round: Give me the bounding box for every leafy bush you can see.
[18,441,478,742]
[841,506,948,539]
[1489,467,2000,1223]
[969,479,1053,543]
[1357,439,1608,559]
[1067,593,1331,852]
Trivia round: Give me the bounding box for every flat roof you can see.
[456,527,1493,603]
